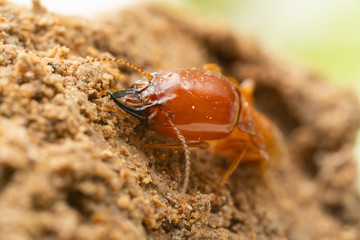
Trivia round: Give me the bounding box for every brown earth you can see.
[0,1,360,239]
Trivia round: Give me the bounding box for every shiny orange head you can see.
[110,68,242,140]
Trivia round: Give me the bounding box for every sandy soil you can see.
[0,1,360,239]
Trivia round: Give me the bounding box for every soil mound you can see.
[0,1,359,239]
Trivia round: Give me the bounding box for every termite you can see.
[69,58,285,194]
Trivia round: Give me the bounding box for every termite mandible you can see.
[67,58,285,194]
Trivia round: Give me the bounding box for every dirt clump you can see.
[0,1,359,239]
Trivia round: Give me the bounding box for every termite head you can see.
[109,67,243,141]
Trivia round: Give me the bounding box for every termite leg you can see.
[103,105,140,128]
[98,89,118,97]
[215,143,249,193]
[103,105,125,117]
[226,76,240,87]
[202,63,222,73]
[148,141,209,150]
[165,113,191,195]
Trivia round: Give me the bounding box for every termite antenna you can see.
[166,113,191,195]
[73,58,153,81]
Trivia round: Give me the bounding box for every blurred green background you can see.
[170,0,360,189]
[171,0,360,87]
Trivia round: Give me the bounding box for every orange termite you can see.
[72,58,285,194]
